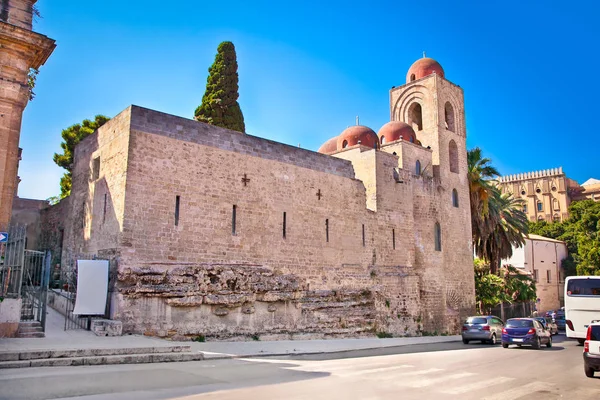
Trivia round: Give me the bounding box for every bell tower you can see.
[0,0,55,231]
[389,56,474,332]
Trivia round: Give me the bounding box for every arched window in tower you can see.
[553,198,560,210]
[444,102,455,132]
[342,140,348,149]
[452,189,459,207]
[410,74,416,82]
[415,160,421,176]
[434,222,442,251]
[380,136,386,145]
[407,102,423,131]
[537,201,543,212]
[448,140,458,173]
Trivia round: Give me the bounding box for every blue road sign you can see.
[0,232,8,243]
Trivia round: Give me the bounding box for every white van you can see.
[565,276,600,344]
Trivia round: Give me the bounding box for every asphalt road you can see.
[0,333,598,400]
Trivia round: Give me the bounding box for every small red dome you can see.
[406,57,444,83]
[378,121,416,144]
[318,137,338,154]
[337,125,379,150]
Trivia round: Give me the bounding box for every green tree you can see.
[53,115,109,198]
[474,259,507,314]
[468,148,528,274]
[501,265,537,302]
[195,41,245,133]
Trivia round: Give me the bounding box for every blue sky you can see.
[19,0,599,199]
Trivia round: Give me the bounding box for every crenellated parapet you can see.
[499,167,564,183]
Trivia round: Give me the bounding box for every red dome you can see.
[406,57,444,83]
[337,125,379,150]
[378,121,416,144]
[318,136,338,154]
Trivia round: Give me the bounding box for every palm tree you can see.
[468,148,528,274]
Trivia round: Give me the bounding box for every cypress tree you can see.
[195,41,245,133]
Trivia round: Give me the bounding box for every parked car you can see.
[583,320,600,377]
[502,318,552,349]
[555,312,566,331]
[534,316,558,335]
[462,316,504,345]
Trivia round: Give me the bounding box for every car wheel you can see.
[546,336,552,348]
[585,366,595,378]
[490,333,497,345]
[502,342,508,348]
[533,337,541,349]
[462,338,469,344]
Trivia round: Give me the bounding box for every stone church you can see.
[62,56,475,339]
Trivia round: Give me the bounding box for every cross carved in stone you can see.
[241,173,250,186]
[316,189,322,200]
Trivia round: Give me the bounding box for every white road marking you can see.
[441,376,515,394]
[482,381,553,400]
[332,365,413,377]
[397,371,476,388]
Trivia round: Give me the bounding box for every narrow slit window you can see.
[92,157,100,180]
[392,229,396,250]
[103,193,107,223]
[434,222,442,251]
[175,195,180,226]
[325,219,329,242]
[362,224,365,247]
[232,205,237,235]
[283,212,287,239]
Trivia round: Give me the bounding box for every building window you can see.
[362,224,365,247]
[523,204,527,213]
[175,196,180,226]
[535,187,541,194]
[325,219,329,242]
[452,189,459,207]
[415,160,421,176]
[449,140,458,173]
[232,205,237,235]
[537,201,543,212]
[282,212,286,239]
[553,198,560,210]
[434,222,441,251]
[380,136,386,145]
[342,140,348,149]
[410,73,416,82]
[444,102,455,132]
[407,102,423,131]
[392,229,396,250]
[533,269,539,283]
[547,270,551,283]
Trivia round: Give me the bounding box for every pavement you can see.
[0,306,461,360]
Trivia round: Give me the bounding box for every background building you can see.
[0,0,54,232]
[498,168,599,223]
[502,234,567,313]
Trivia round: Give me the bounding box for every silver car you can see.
[462,315,504,345]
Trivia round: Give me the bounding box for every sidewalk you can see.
[0,307,460,360]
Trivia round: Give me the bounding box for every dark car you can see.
[534,317,558,335]
[502,318,552,349]
[555,312,566,331]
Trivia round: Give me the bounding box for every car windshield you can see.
[466,317,487,324]
[506,319,533,328]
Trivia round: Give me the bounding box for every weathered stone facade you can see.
[0,0,55,231]
[64,58,475,339]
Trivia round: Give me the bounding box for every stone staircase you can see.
[0,345,204,369]
[16,321,45,338]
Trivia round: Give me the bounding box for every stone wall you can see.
[0,298,21,337]
[10,196,47,249]
[39,196,70,267]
